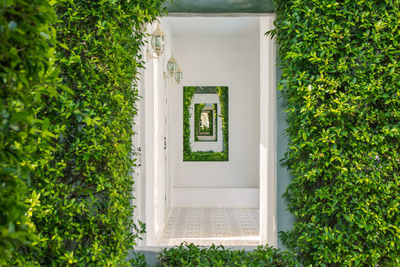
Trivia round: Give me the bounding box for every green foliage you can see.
[194,103,205,141]
[214,103,218,141]
[0,0,59,264]
[183,86,229,161]
[159,243,299,266]
[128,251,147,267]
[0,0,165,265]
[217,87,229,157]
[271,0,400,265]
[183,86,196,155]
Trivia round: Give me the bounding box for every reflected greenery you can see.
[183,86,228,161]
[195,103,217,141]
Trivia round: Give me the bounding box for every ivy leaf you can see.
[302,132,307,141]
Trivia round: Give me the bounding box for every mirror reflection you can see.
[183,86,228,161]
[195,103,217,141]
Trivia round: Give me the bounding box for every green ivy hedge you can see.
[1,0,165,265]
[194,103,205,141]
[26,1,165,265]
[0,0,60,265]
[159,243,299,267]
[272,0,400,265]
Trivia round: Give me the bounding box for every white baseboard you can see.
[172,187,259,208]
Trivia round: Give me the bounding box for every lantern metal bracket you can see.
[146,49,159,60]
[163,72,170,80]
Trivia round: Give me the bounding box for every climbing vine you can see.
[0,0,59,264]
[271,0,400,265]
[1,0,166,265]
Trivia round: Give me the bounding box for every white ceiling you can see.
[166,17,259,38]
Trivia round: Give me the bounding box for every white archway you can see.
[134,14,277,247]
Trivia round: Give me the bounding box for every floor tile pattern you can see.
[160,208,260,246]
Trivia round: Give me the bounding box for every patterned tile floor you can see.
[160,208,260,246]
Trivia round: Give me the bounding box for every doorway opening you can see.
[134,14,277,248]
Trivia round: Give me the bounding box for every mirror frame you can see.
[183,86,229,161]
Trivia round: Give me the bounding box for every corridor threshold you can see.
[160,208,260,246]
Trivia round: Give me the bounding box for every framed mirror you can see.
[183,86,228,161]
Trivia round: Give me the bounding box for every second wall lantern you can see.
[167,54,178,75]
[175,66,183,84]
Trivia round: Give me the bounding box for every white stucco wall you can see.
[136,19,175,245]
[167,18,260,203]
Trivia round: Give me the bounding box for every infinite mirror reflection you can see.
[195,103,217,141]
[200,109,211,135]
[183,86,228,161]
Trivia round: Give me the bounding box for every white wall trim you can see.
[259,15,277,247]
[168,13,274,17]
[143,55,156,245]
[139,21,173,247]
[173,188,259,208]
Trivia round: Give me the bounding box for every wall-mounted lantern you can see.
[167,54,178,75]
[174,66,183,84]
[165,54,183,84]
[148,24,165,59]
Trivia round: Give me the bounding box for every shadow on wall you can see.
[276,65,294,249]
[164,0,274,13]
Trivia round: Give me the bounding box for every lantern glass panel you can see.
[151,32,165,55]
[167,61,177,73]
[175,71,183,83]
